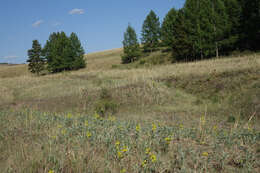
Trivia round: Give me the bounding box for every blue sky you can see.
[0,0,185,64]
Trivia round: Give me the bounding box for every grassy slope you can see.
[0,49,259,172]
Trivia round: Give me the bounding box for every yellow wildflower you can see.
[145,148,151,155]
[94,112,100,119]
[67,113,72,119]
[85,120,88,127]
[141,160,147,167]
[164,137,172,144]
[136,124,141,132]
[48,170,54,173]
[202,152,209,157]
[57,124,62,129]
[152,123,157,131]
[121,146,128,153]
[115,141,120,146]
[86,131,92,138]
[117,151,122,158]
[213,125,217,131]
[120,168,126,173]
[150,154,157,162]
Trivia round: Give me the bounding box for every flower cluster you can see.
[142,147,157,168]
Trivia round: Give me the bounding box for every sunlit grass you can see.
[0,110,259,172]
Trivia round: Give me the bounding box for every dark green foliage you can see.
[171,9,193,61]
[222,0,242,52]
[141,10,161,52]
[27,40,45,75]
[122,25,141,64]
[69,32,86,69]
[161,8,178,47]
[239,0,260,51]
[183,0,228,59]
[43,32,86,73]
[156,0,260,62]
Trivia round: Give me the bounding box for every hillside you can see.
[0,49,259,172]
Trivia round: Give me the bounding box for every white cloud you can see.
[32,20,44,27]
[69,8,85,15]
[53,22,62,27]
[2,55,19,59]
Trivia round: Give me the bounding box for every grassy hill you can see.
[0,49,259,172]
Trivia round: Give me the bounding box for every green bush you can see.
[95,88,118,116]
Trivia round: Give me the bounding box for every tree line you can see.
[122,0,260,63]
[27,32,85,75]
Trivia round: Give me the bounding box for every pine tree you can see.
[43,32,69,72]
[210,0,229,58]
[161,8,178,48]
[171,9,193,61]
[122,24,141,64]
[239,0,260,51]
[27,40,45,75]
[43,32,86,73]
[141,10,161,52]
[182,0,228,59]
[70,32,86,69]
[222,0,242,53]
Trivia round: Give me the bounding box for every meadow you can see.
[0,49,259,172]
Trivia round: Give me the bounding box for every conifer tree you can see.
[70,32,86,69]
[161,8,178,47]
[27,40,45,75]
[222,0,242,53]
[171,9,192,61]
[141,10,161,52]
[210,0,229,58]
[182,0,228,59]
[239,0,260,51]
[43,31,86,73]
[122,25,141,64]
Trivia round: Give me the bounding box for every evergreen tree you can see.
[182,0,228,59]
[70,32,86,69]
[141,10,161,52]
[43,31,86,73]
[27,40,45,75]
[161,8,178,47]
[210,0,229,58]
[239,0,260,51]
[171,9,193,61]
[121,25,141,64]
[222,0,242,53]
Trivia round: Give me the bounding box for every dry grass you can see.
[0,64,29,78]
[0,49,259,172]
[85,48,123,71]
[0,51,259,123]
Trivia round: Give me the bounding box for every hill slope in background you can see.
[0,49,259,124]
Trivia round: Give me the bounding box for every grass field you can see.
[0,49,259,172]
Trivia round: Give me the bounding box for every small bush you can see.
[94,100,118,116]
[95,88,118,116]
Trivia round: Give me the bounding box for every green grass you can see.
[0,49,259,172]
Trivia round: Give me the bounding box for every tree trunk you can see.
[216,41,219,58]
